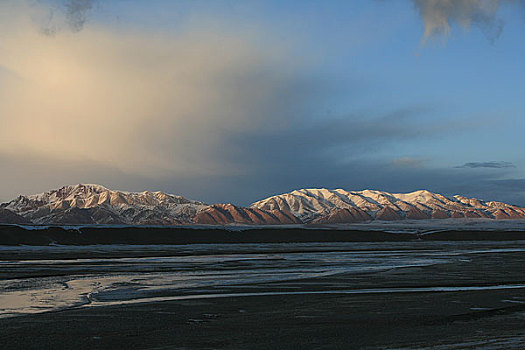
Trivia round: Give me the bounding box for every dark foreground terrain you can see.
[1,236,525,349]
[3,287,525,349]
[2,223,525,245]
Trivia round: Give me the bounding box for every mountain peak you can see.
[61,183,110,195]
[251,188,525,223]
[73,183,109,191]
[2,184,207,225]
[2,185,525,226]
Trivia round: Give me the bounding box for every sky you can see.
[0,0,524,206]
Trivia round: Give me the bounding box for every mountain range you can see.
[1,184,524,225]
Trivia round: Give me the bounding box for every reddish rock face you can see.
[268,209,302,224]
[450,211,465,218]
[493,209,510,220]
[375,207,403,221]
[198,206,232,225]
[493,208,525,220]
[464,210,489,218]
[503,208,525,219]
[193,204,301,225]
[515,208,525,217]
[478,211,491,218]
[432,209,450,219]
[350,207,374,221]
[405,207,430,220]
[464,211,479,218]
[193,211,222,225]
[245,208,279,225]
[311,208,372,224]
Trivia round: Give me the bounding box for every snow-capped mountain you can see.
[251,188,525,223]
[0,184,302,225]
[1,185,525,225]
[1,184,207,225]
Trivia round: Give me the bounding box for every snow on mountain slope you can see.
[251,188,525,223]
[1,184,207,225]
[0,184,302,225]
[2,185,525,225]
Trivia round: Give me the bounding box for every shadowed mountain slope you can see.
[2,185,525,225]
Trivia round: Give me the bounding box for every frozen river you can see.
[2,241,525,319]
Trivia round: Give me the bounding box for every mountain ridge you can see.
[250,188,525,223]
[1,184,525,225]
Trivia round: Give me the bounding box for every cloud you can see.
[0,2,452,184]
[411,0,523,43]
[63,0,97,32]
[202,106,474,204]
[439,177,525,206]
[455,161,516,168]
[21,0,98,35]
[0,1,323,179]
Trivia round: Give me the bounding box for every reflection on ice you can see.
[86,283,525,309]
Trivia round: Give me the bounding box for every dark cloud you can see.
[440,177,525,206]
[455,161,516,169]
[212,106,445,179]
[64,0,96,32]
[191,158,525,207]
[411,0,525,43]
[165,104,511,206]
[34,0,97,35]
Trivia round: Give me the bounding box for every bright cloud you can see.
[0,1,312,177]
